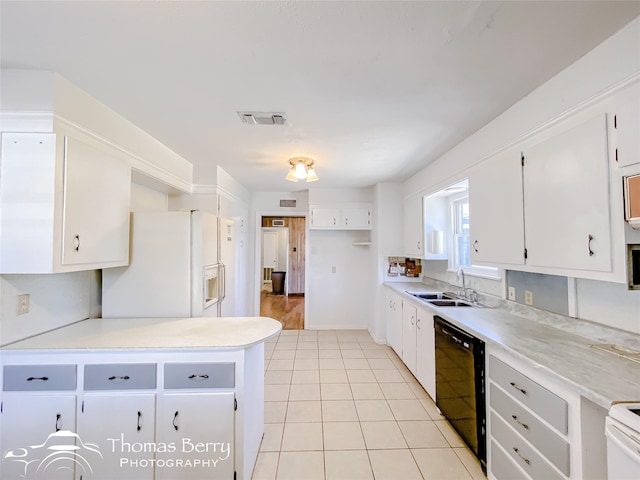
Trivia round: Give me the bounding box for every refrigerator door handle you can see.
[220,263,227,302]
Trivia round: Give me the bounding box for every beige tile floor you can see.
[252,329,487,480]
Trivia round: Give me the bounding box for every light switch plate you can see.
[508,287,516,301]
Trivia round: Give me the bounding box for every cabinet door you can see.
[77,394,156,479]
[341,207,371,229]
[1,395,77,480]
[611,95,640,168]
[469,149,525,266]
[523,114,612,272]
[403,194,424,257]
[416,308,436,400]
[310,206,340,228]
[156,392,235,480]
[385,290,402,356]
[61,136,131,267]
[401,302,417,375]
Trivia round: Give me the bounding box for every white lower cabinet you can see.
[77,394,156,480]
[385,289,402,357]
[415,307,436,400]
[401,302,417,375]
[0,395,77,480]
[487,349,580,480]
[1,357,243,480]
[156,392,235,480]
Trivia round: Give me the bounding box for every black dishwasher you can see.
[434,315,486,471]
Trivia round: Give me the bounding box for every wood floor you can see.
[260,284,304,330]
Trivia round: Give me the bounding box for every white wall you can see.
[576,279,640,334]
[131,183,169,212]
[0,271,99,346]
[370,183,404,342]
[307,230,373,330]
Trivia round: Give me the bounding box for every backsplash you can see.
[0,271,100,346]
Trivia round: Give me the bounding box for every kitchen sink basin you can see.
[405,291,478,307]
[427,299,473,307]
[406,291,445,300]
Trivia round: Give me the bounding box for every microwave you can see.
[624,174,640,229]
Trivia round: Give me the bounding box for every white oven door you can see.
[203,264,221,309]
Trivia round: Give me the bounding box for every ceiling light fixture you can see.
[285,157,319,182]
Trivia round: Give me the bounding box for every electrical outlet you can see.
[525,290,533,306]
[508,287,516,301]
[16,294,30,315]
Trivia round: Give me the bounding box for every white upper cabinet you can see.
[403,194,424,257]
[469,148,525,266]
[523,114,612,273]
[310,203,371,230]
[341,206,371,229]
[0,131,131,273]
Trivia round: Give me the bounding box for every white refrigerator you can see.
[102,211,235,318]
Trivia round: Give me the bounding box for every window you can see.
[451,196,470,270]
[448,191,500,279]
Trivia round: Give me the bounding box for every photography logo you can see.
[2,430,102,479]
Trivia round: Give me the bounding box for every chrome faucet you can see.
[457,268,467,299]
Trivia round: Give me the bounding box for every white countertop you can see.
[2,316,282,352]
[386,282,640,410]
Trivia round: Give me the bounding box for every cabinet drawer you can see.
[491,412,564,480]
[490,384,570,475]
[164,363,235,389]
[84,363,157,390]
[490,440,530,480]
[3,364,76,391]
[489,355,567,434]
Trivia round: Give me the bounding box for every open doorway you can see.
[259,216,305,330]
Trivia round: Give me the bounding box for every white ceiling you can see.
[2,1,639,193]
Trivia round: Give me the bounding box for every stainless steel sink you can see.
[406,291,477,307]
[427,299,473,307]
[406,291,446,300]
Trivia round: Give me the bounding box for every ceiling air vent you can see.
[237,111,287,126]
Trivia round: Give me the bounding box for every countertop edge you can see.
[385,282,640,410]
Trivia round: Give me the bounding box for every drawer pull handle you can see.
[188,374,209,380]
[512,415,529,430]
[509,382,527,395]
[26,376,49,382]
[173,411,179,431]
[74,234,81,252]
[108,375,130,381]
[137,411,142,431]
[55,413,61,432]
[588,234,594,256]
[513,447,531,466]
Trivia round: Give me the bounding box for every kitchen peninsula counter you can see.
[1,316,282,351]
[385,282,640,410]
[0,316,281,480]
